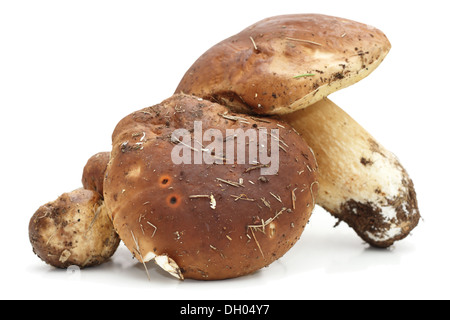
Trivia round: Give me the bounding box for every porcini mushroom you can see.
[103,94,318,280]
[82,151,110,197]
[29,188,120,268]
[175,14,420,247]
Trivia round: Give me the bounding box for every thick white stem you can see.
[281,98,420,247]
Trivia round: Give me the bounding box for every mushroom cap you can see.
[82,152,110,197]
[29,189,120,269]
[176,14,391,115]
[103,94,318,280]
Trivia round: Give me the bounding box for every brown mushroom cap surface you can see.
[103,94,318,280]
[29,189,121,269]
[176,14,391,115]
[82,152,110,197]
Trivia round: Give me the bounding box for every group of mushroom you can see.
[29,14,420,280]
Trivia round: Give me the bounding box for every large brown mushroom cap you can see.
[176,14,391,115]
[103,94,318,280]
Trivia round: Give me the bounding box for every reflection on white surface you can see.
[23,206,427,300]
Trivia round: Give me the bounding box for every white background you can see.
[1,0,449,300]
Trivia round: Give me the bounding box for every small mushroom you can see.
[175,14,420,247]
[82,151,110,197]
[29,189,120,269]
[103,94,318,280]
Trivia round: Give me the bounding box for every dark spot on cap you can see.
[167,193,182,208]
[360,157,373,166]
[159,175,172,188]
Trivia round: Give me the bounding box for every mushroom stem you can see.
[281,98,420,247]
